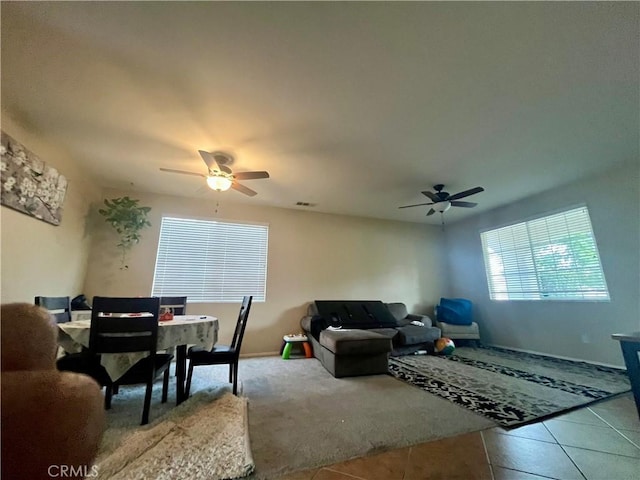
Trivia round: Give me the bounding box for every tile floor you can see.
[276,393,640,480]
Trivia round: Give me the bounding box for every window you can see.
[152,216,268,302]
[480,206,609,301]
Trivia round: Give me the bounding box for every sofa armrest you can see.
[406,313,433,327]
[300,315,313,333]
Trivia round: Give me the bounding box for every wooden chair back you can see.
[230,296,253,355]
[89,297,160,355]
[159,296,188,315]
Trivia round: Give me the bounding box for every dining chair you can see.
[159,296,188,315]
[185,296,252,397]
[58,296,173,425]
[34,296,72,323]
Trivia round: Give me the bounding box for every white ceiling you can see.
[1,2,638,224]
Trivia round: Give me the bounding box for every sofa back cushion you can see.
[436,298,473,325]
[386,302,409,322]
[314,300,398,329]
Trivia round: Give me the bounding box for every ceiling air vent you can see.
[295,201,316,207]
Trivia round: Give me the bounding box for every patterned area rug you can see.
[389,345,631,427]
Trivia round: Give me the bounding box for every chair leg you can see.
[185,362,194,398]
[141,377,154,425]
[166,347,177,377]
[161,367,170,404]
[229,363,233,383]
[104,385,112,410]
[232,362,239,395]
[113,384,119,395]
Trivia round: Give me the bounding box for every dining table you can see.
[58,315,219,405]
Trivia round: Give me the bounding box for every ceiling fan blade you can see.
[198,150,219,170]
[234,171,270,180]
[421,191,440,202]
[426,208,436,216]
[398,202,433,209]
[219,164,232,175]
[160,168,206,178]
[448,186,484,201]
[231,181,257,197]
[450,200,477,208]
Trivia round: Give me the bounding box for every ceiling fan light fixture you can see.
[435,201,451,213]
[206,174,232,192]
[161,149,269,197]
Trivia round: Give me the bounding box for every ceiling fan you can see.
[399,184,485,216]
[160,150,270,197]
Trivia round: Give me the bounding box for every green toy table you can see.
[280,334,312,359]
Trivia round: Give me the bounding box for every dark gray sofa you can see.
[385,302,441,355]
[301,300,441,377]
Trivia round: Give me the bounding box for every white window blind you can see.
[480,206,609,301]
[152,217,268,302]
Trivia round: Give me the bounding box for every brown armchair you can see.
[1,303,105,480]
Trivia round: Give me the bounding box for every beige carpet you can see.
[97,356,495,479]
[97,391,253,480]
[239,356,495,479]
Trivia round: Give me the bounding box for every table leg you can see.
[176,344,187,405]
[619,341,640,420]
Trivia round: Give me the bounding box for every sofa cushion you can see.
[437,321,479,336]
[386,303,409,322]
[319,329,391,356]
[314,300,398,329]
[395,325,441,346]
[361,302,398,328]
[368,328,399,341]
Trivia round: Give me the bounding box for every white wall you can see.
[83,188,445,354]
[0,114,101,303]
[442,160,640,366]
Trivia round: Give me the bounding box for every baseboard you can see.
[240,351,279,358]
[487,343,625,370]
[171,351,278,361]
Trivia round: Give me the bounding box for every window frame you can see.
[151,214,269,303]
[479,204,610,302]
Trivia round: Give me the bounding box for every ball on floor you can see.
[435,337,455,355]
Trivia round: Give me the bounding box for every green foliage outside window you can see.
[533,232,606,298]
[481,206,609,301]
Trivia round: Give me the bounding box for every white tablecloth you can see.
[58,315,218,381]
[71,310,92,322]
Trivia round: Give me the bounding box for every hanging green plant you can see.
[98,196,151,269]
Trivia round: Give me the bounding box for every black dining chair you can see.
[58,296,173,425]
[159,296,188,315]
[185,296,252,397]
[34,296,72,323]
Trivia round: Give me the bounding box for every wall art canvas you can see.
[1,131,68,225]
